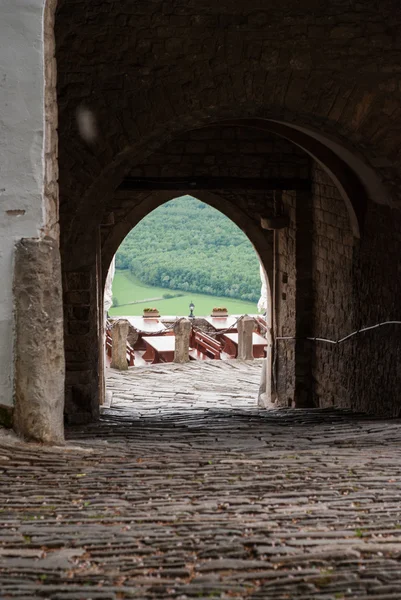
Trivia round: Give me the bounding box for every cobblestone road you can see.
[2,361,401,599]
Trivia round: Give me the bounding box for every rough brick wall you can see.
[130,126,309,180]
[63,268,100,424]
[275,191,296,407]
[311,165,355,409]
[347,202,401,416]
[311,165,401,416]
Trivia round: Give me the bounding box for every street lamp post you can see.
[189,302,195,318]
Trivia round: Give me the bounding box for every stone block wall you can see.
[275,191,296,407]
[311,165,355,409]
[310,165,401,415]
[348,203,401,416]
[63,267,100,424]
[267,165,401,416]
[43,0,60,240]
[129,126,310,180]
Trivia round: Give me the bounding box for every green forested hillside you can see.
[115,196,261,302]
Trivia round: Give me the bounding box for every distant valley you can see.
[111,195,261,316]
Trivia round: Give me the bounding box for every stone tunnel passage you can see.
[47,0,401,442]
[2,360,401,599]
[60,117,401,429]
[62,140,340,423]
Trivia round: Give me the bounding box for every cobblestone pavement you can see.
[2,360,401,599]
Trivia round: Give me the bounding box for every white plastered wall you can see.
[0,0,47,407]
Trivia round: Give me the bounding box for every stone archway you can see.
[53,0,401,427]
[61,114,362,422]
[59,111,400,422]
[101,189,275,410]
[101,189,274,290]
[61,110,392,271]
[102,190,274,408]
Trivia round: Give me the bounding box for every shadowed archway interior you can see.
[53,1,401,425]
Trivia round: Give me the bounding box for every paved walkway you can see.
[1,360,401,599]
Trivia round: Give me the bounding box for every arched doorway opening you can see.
[108,196,263,320]
[101,192,273,415]
[61,117,386,425]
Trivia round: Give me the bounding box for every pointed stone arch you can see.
[101,190,273,293]
[100,190,274,412]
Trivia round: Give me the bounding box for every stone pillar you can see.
[256,240,274,409]
[63,264,99,424]
[13,238,65,444]
[96,234,105,406]
[274,191,296,407]
[174,318,192,363]
[111,320,129,370]
[237,316,255,360]
[258,326,274,408]
[295,189,315,408]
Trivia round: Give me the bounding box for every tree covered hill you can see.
[115,196,261,302]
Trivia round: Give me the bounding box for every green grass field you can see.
[109,270,258,317]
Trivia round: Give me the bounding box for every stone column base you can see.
[13,238,65,444]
